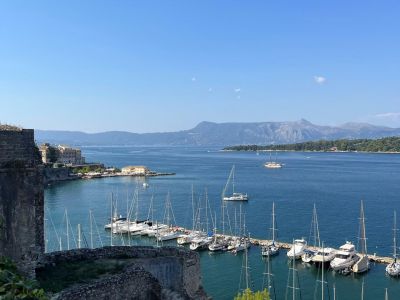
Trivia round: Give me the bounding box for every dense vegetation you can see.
[0,257,47,299]
[224,137,400,153]
[234,288,270,300]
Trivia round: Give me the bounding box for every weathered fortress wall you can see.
[0,129,44,275]
[37,246,208,300]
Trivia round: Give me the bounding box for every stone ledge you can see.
[36,246,208,300]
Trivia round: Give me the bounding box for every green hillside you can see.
[224,136,400,153]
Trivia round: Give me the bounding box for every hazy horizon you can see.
[29,118,400,134]
[1,1,400,132]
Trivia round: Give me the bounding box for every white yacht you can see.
[386,211,400,276]
[311,247,336,265]
[287,239,307,260]
[156,227,183,241]
[386,260,400,277]
[190,236,213,251]
[264,162,282,169]
[222,165,248,201]
[177,231,206,245]
[223,193,248,201]
[228,237,250,253]
[141,223,168,236]
[264,152,282,169]
[301,249,316,263]
[208,236,229,252]
[330,241,358,271]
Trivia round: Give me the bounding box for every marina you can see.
[44,146,400,299]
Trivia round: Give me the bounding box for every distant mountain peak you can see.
[296,118,313,125]
[35,120,400,146]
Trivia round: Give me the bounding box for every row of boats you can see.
[104,188,400,278]
[260,201,400,277]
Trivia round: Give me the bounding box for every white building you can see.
[121,165,149,175]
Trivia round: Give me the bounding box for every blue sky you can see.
[1,1,399,132]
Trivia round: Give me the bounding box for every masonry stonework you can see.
[0,129,44,275]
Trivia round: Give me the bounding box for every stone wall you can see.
[36,246,208,300]
[0,129,44,275]
[42,166,78,185]
[0,129,38,167]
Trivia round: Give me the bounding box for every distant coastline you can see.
[223,137,400,154]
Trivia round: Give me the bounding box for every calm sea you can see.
[44,147,400,299]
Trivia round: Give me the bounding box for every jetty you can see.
[249,237,394,264]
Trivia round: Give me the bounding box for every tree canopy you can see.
[224,137,400,153]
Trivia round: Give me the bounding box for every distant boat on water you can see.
[222,165,248,201]
[264,151,282,169]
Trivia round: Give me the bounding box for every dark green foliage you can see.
[224,136,400,153]
[0,257,47,299]
[48,147,58,163]
[234,288,270,300]
[36,259,128,293]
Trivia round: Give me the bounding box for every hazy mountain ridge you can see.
[35,120,400,146]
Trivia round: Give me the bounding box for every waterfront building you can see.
[39,143,85,165]
[121,165,149,175]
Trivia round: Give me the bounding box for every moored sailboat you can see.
[222,165,248,201]
[352,200,370,274]
[261,202,279,256]
[386,211,400,276]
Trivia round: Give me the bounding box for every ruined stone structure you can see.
[36,246,208,300]
[0,129,44,275]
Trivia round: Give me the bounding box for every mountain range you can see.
[35,119,400,146]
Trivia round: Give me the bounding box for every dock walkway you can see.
[249,237,394,264]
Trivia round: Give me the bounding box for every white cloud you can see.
[364,112,400,128]
[375,112,400,118]
[314,76,326,85]
[234,88,241,93]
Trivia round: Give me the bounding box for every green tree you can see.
[48,147,58,163]
[234,288,270,300]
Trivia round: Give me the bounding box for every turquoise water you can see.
[44,147,400,299]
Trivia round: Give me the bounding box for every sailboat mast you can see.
[89,210,94,248]
[77,224,81,249]
[192,185,195,231]
[232,165,235,194]
[272,202,276,242]
[65,209,70,250]
[314,204,321,247]
[359,200,367,254]
[393,211,397,259]
[110,193,113,246]
[245,239,249,290]
[321,242,325,300]
[222,200,225,235]
[292,245,296,300]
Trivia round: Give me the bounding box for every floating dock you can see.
[249,237,394,264]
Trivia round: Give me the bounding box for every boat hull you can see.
[386,262,400,276]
